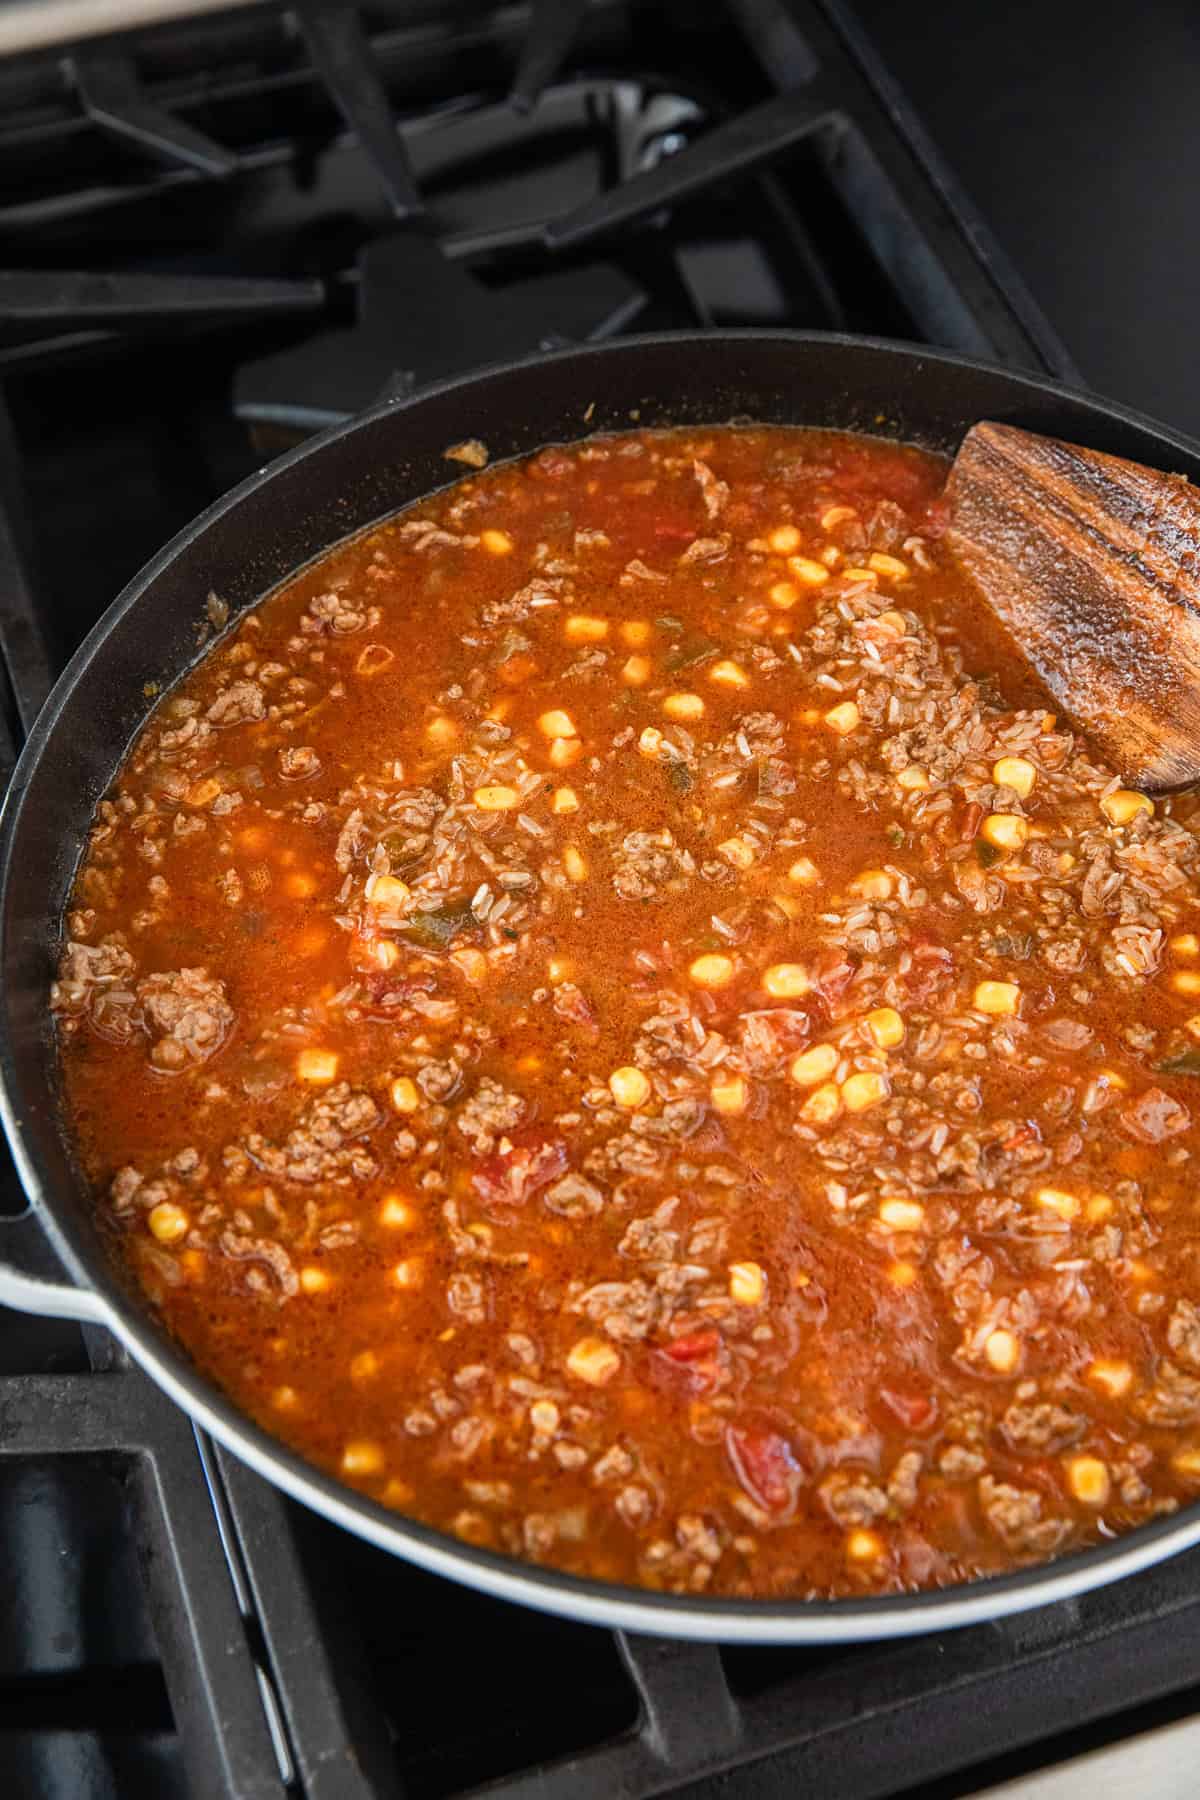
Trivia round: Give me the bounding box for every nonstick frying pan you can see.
[3,330,1200,1644]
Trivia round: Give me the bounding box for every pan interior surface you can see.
[7,332,1200,1640]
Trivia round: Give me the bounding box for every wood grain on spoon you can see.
[945,420,1200,791]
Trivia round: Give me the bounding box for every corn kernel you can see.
[769,524,801,554]
[1101,788,1154,826]
[566,1336,621,1386]
[842,567,878,585]
[425,714,458,747]
[709,660,750,688]
[393,1258,423,1288]
[1086,1194,1114,1222]
[842,1071,889,1113]
[801,1081,842,1125]
[638,727,663,758]
[480,528,513,555]
[297,1048,338,1083]
[845,1529,885,1562]
[148,1201,189,1244]
[622,654,652,685]
[547,957,573,983]
[1173,1448,1200,1478]
[981,813,1029,852]
[559,844,588,884]
[897,765,930,791]
[341,1440,385,1476]
[888,1260,918,1288]
[984,1328,1020,1373]
[993,756,1036,798]
[390,1076,419,1114]
[609,1065,651,1109]
[850,868,892,899]
[879,1197,924,1231]
[787,554,830,586]
[663,692,705,721]
[974,980,1020,1015]
[300,1266,331,1294]
[788,856,818,884]
[729,1261,766,1306]
[710,1073,748,1115]
[718,836,756,869]
[286,872,318,899]
[772,893,800,918]
[621,620,651,647]
[1088,1358,1133,1398]
[1036,1186,1080,1220]
[690,954,735,989]
[876,610,907,636]
[868,552,908,580]
[864,1007,905,1050]
[530,1400,560,1435]
[1187,1015,1200,1039]
[762,962,809,999]
[365,872,412,909]
[565,613,608,642]
[790,1043,838,1087]
[552,786,579,814]
[451,948,488,983]
[273,1386,299,1411]
[821,505,857,531]
[824,701,861,736]
[1066,1455,1110,1507]
[350,1350,380,1382]
[1172,933,1200,956]
[768,580,799,610]
[538,708,577,739]
[379,1193,416,1228]
[548,736,582,768]
[1172,971,1200,995]
[186,776,222,808]
[472,784,520,811]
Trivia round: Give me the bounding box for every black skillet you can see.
[3,330,1200,1642]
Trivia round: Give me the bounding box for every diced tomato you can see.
[662,1328,722,1362]
[902,941,954,1005]
[810,952,856,1020]
[472,1133,569,1213]
[880,1387,938,1433]
[650,1327,724,1397]
[959,802,984,843]
[725,1419,804,1518]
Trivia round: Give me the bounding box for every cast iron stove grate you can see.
[4,3,1192,1798]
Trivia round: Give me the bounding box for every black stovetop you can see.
[1,4,1197,1796]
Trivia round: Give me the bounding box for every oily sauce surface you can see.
[54,426,1200,1599]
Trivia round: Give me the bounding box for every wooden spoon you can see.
[945,420,1200,791]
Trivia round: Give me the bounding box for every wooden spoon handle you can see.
[945,420,1200,790]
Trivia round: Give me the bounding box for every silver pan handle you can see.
[0,1203,110,1322]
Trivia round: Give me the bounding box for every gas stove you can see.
[1,4,1195,1796]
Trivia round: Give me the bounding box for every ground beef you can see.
[692,458,729,520]
[819,1472,889,1528]
[1137,1360,1200,1425]
[279,745,321,780]
[611,830,694,902]
[217,1229,299,1299]
[244,1083,380,1185]
[136,968,234,1071]
[206,681,265,727]
[978,1476,1070,1556]
[455,1077,526,1154]
[1167,1300,1200,1370]
[1121,1088,1191,1143]
[305,589,372,634]
[51,935,138,1042]
[543,1173,606,1219]
[1000,1394,1086,1452]
[573,1278,661,1341]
